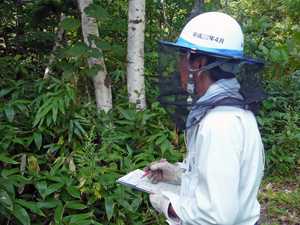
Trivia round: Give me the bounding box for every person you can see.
[143,12,269,225]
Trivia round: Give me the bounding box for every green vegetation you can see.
[0,0,299,224]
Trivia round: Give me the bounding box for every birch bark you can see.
[126,0,146,111]
[44,12,67,79]
[77,0,112,114]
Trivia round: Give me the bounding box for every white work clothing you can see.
[163,106,264,225]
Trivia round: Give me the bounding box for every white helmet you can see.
[161,12,260,63]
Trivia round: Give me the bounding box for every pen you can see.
[141,158,166,179]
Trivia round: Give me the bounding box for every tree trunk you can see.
[2,32,15,56]
[44,12,67,79]
[184,0,204,28]
[126,0,146,112]
[77,0,113,114]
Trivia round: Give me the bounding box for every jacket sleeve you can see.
[163,116,244,225]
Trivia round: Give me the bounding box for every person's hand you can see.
[149,188,169,214]
[143,161,183,184]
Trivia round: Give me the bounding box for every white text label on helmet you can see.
[192,32,224,44]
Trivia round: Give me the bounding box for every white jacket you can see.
[163,106,264,225]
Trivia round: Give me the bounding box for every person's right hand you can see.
[143,161,183,184]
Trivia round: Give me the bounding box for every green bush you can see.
[0,65,186,224]
[258,72,300,175]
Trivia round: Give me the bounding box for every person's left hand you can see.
[149,188,170,215]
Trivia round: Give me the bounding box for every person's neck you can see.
[195,72,214,98]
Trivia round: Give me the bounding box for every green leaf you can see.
[0,183,15,201]
[85,67,98,77]
[156,135,166,145]
[73,120,88,138]
[95,41,111,50]
[63,71,74,82]
[112,44,126,55]
[27,167,41,179]
[54,204,64,223]
[60,18,81,30]
[66,186,80,198]
[0,204,10,218]
[286,39,295,53]
[57,96,65,115]
[161,139,169,154]
[69,212,93,224]
[0,87,15,97]
[87,195,98,205]
[88,34,100,40]
[0,190,12,209]
[13,199,45,217]
[70,42,89,57]
[281,49,289,63]
[15,103,29,117]
[36,180,47,197]
[84,4,108,21]
[61,187,70,203]
[146,133,162,142]
[34,132,42,150]
[74,127,82,139]
[0,139,11,150]
[20,66,28,74]
[50,156,64,176]
[37,198,62,209]
[131,197,141,211]
[52,99,58,123]
[92,220,103,225]
[117,108,133,120]
[14,55,22,61]
[87,48,103,58]
[55,48,68,59]
[0,177,22,188]
[0,155,19,164]
[37,103,53,120]
[2,168,20,178]
[270,48,281,62]
[45,183,65,196]
[9,175,32,184]
[12,138,26,146]
[68,120,74,142]
[105,197,114,220]
[5,105,14,122]
[11,204,30,225]
[45,175,63,183]
[116,198,132,211]
[65,201,86,210]
[259,45,269,55]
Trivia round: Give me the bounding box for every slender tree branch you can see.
[161,0,174,42]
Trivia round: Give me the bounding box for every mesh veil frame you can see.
[156,40,269,131]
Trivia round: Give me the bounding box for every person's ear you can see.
[194,56,207,77]
[192,56,207,69]
[198,56,207,68]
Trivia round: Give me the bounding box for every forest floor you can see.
[258,169,300,225]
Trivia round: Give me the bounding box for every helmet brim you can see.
[157,39,265,65]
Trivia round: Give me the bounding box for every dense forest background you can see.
[0,0,299,224]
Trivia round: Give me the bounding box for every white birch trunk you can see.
[77,0,112,114]
[44,12,67,79]
[127,0,146,111]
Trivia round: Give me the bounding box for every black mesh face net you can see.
[156,41,269,131]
